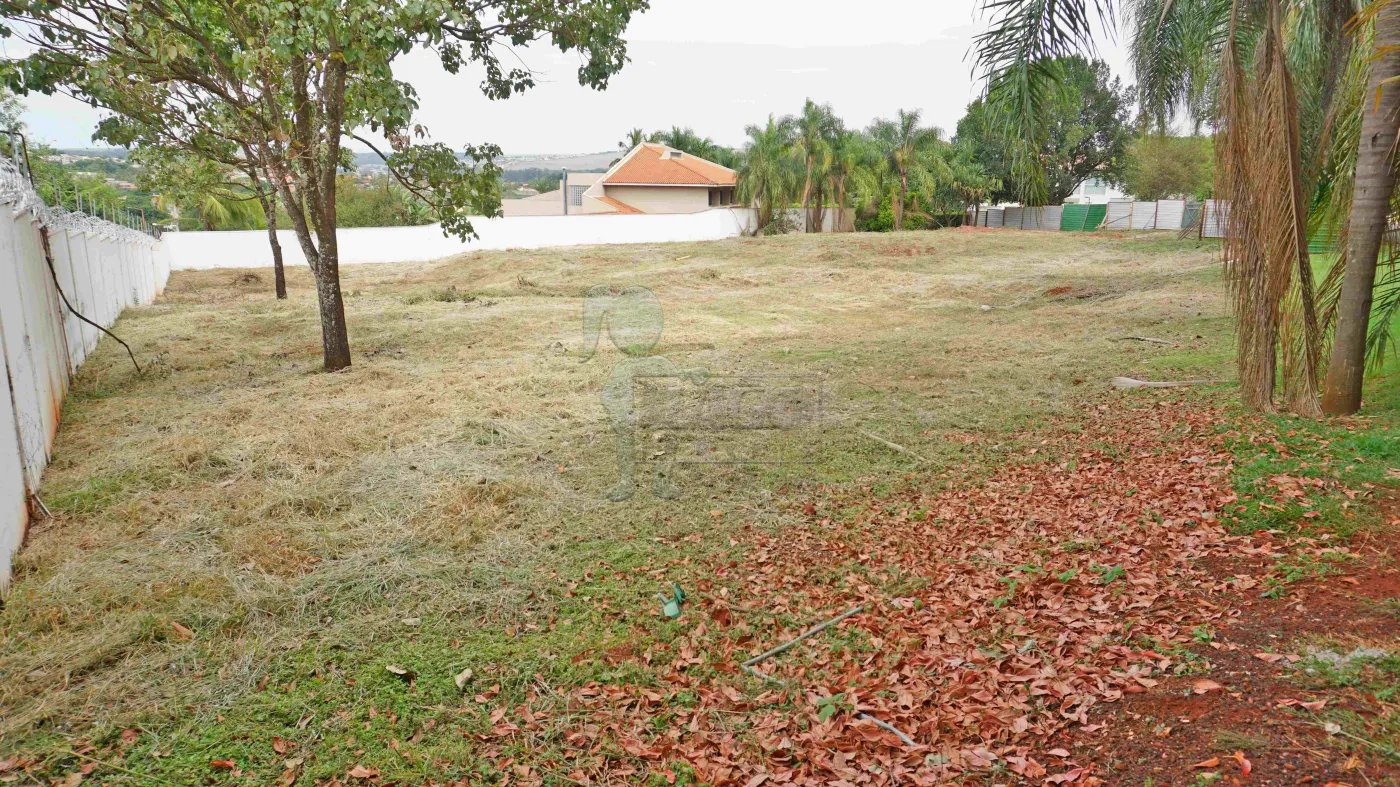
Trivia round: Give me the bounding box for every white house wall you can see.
[601,185,711,215]
[0,160,168,592]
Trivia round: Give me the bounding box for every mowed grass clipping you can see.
[0,230,1230,781]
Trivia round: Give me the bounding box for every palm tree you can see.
[785,100,839,232]
[869,109,946,231]
[826,130,878,233]
[736,116,798,235]
[948,148,999,226]
[155,182,264,231]
[651,126,739,168]
[973,0,1399,415]
[618,127,648,153]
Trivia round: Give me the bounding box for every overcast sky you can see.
[14,0,1130,154]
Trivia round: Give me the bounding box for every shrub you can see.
[857,202,895,233]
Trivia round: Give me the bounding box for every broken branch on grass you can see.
[856,712,918,748]
[1113,336,1176,346]
[741,606,865,682]
[855,429,930,463]
[1111,376,1230,389]
[65,750,178,785]
[1321,723,1400,760]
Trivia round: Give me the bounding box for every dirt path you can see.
[1054,526,1400,786]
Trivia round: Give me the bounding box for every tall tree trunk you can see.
[243,149,288,299]
[313,244,352,371]
[269,191,286,300]
[835,176,847,233]
[801,156,814,232]
[256,183,287,299]
[895,174,908,231]
[1321,1,1400,415]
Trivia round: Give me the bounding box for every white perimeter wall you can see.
[0,163,169,592]
[164,209,754,270]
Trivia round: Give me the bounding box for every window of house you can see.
[568,185,586,206]
[709,189,717,206]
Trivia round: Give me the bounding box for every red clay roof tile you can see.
[604,144,736,187]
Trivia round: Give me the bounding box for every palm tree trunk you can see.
[801,157,813,233]
[895,173,908,231]
[1321,1,1400,415]
[836,176,847,233]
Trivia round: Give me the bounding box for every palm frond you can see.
[975,0,1114,205]
[1219,0,1322,415]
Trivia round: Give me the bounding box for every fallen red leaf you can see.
[1231,751,1252,776]
[1193,679,1224,694]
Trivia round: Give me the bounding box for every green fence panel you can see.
[1060,204,1087,231]
[1084,204,1107,231]
[1058,204,1108,232]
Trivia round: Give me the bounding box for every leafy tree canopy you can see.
[0,0,647,370]
[650,126,738,168]
[955,57,1133,204]
[1120,133,1214,201]
[527,175,560,193]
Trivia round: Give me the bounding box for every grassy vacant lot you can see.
[4,229,1393,784]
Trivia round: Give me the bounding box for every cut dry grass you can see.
[0,230,1230,781]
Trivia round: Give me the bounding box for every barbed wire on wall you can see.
[0,157,159,248]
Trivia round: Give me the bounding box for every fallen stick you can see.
[742,606,865,672]
[1113,336,1175,346]
[855,429,930,463]
[1111,376,1229,389]
[857,713,918,748]
[65,750,178,786]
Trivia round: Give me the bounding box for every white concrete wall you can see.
[725,207,844,235]
[163,209,751,270]
[0,160,168,592]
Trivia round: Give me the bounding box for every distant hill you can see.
[62,147,619,172]
[351,150,617,172]
[58,148,130,159]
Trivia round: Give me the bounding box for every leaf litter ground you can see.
[454,396,1396,785]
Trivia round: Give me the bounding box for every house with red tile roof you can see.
[578,143,737,215]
